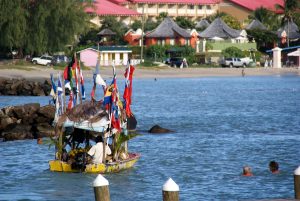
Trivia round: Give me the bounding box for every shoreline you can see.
[0,66,299,81]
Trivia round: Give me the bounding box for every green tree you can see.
[0,0,28,56]
[222,47,244,58]
[249,7,280,30]
[156,12,168,24]
[101,16,127,45]
[131,20,142,31]
[208,12,241,29]
[292,12,300,28]
[221,15,241,29]
[0,0,91,56]
[175,16,195,29]
[144,19,158,31]
[247,29,277,51]
[278,0,300,23]
[78,28,99,46]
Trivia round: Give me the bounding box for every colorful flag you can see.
[57,75,64,115]
[79,65,86,100]
[123,65,135,116]
[92,52,106,99]
[63,56,76,89]
[67,91,74,110]
[50,74,57,100]
[103,84,113,106]
[110,65,121,132]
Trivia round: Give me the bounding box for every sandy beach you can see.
[0,66,299,81]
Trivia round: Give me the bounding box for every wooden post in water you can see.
[93,174,110,201]
[294,166,300,199]
[162,178,179,201]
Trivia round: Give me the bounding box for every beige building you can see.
[86,0,283,27]
[219,0,284,22]
[124,0,218,21]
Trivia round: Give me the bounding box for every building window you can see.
[207,5,211,10]
[189,5,194,10]
[185,39,190,46]
[170,39,175,45]
[157,39,161,45]
[162,39,165,46]
[198,5,204,10]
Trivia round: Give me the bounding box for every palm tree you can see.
[249,7,280,30]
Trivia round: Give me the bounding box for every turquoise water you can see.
[0,75,300,200]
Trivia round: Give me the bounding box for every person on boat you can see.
[87,136,111,164]
[269,161,279,174]
[242,166,253,176]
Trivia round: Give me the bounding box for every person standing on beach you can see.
[242,68,245,77]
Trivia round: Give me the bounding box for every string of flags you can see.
[50,54,135,134]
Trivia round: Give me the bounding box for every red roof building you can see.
[124,29,143,46]
[219,0,284,21]
[127,0,219,4]
[226,0,284,12]
[85,0,140,16]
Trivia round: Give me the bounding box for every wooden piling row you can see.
[93,167,300,201]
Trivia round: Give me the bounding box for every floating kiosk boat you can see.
[48,55,140,173]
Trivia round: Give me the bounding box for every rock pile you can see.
[0,103,55,141]
[0,78,51,96]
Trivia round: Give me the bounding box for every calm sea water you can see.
[1,75,300,201]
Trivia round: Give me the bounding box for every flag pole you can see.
[62,72,66,113]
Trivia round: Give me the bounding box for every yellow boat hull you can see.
[49,153,140,173]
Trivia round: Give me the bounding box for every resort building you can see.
[195,19,210,30]
[199,18,256,52]
[85,0,141,26]
[219,0,284,22]
[144,17,199,48]
[245,20,267,31]
[85,0,285,26]
[119,0,219,22]
[78,46,132,66]
[277,21,300,43]
[124,28,143,46]
[85,0,220,26]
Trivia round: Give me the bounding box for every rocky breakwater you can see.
[0,103,55,141]
[0,78,51,96]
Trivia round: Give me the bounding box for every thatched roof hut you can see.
[199,18,241,39]
[97,28,116,36]
[146,17,190,38]
[195,19,210,30]
[246,20,267,30]
[277,21,300,39]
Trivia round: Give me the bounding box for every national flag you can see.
[67,91,74,110]
[123,65,135,116]
[50,74,57,100]
[103,84,113,106]
[110,65,121,132]
[92,52,106,100]
[63,55,76,89]
[79,66,86,100]
[57,75,64,115]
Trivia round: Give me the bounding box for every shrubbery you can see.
[222,47,245,58]
[145,45,195,64]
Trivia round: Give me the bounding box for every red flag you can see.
[67,91,74,110]
[123,65,135,116]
